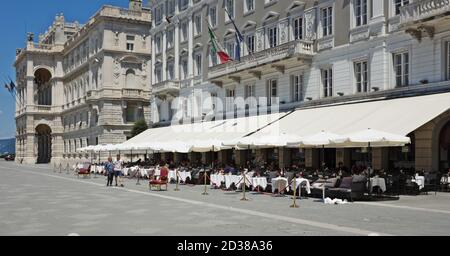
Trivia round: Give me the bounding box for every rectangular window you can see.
[291,75,304,102]
[194,13,202,36]
[155,66,162,83]
[155,35,162,53]
[181,59,188,79]
[167,0,175,16]
[225,40,235,59]
[245,84,256,108]
[155,5,163,25]
[209,6,217,27]
[167,29,174,49]
[355,0,368,27]
[268,26,278,48]
[181,21,188,42]
[179,0,189,11]
[394,0,409,15]
[294,17,303,40]
[226,89,235,112]
[225,0,235,20]
[394,52,409,87]
[322,68,333,97]
[267,79,278,106]
[126,104,137,123]
[244,84,255,99]
[322,6,333,37]
[246,34,255,54]
[126,35,135,52]
[195,54,202,76]
[245,0,254,13]
[354,61,369,92]
[167,63,174,80]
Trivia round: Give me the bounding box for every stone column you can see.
[279,148,291,168]
[305,148,319,169]
[234,150,246,167]
[372,147,389,170]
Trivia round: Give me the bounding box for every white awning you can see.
[121,112,286,152]
[245,92,450,143]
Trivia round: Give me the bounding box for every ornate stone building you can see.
[14,0,152,164]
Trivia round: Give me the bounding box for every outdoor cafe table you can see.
[210,173,225,187]
[178,171,192,183]
[312,179,333,202]
[271,177,290,193]
[369,177,387,193]
[290,178,312,194]
[252,177,268,191]
[225,175,241,189]
[235,175,253,189]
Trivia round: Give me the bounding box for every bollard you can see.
[174,169,180,191]
[202,170,209,195]
[290,177,299,208]
[240,173,249,201]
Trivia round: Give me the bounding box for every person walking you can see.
[114,155,124,187]
[105,157,114,187]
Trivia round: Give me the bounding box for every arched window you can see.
[126,69,136,88]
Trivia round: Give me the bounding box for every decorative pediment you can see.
[120,55,142,64]
[194,42,203,50]
[241,21,257,32]
[180,48,188,55]
[262,11,280,24]
[286,1,306,13]
[224,29,236,38]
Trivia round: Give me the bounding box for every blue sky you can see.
[0,0,132,139]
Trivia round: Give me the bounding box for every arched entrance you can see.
[439,121,450,172]
[34,68,52,106]
[36,124,52,164]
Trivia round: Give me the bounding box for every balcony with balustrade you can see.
[399,0,450,41]
[208,40,314,85]
[152,80,181,97]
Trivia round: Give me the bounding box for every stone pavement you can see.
[1,160,450,236]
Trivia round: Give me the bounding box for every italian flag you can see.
[208,25,232,64]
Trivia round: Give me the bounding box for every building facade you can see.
[14,0,152,165]
[149,0,450,172]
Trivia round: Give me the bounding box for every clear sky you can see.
[0,0,133,139]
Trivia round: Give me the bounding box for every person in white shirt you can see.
[113,155,124,187]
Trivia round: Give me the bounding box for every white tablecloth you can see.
[235,175,253,189]
[210,174,226,187]
[290,178,311,194]
[91,165,104,174]
[224,175,241,189]
[178,171,192,183]
[413,175,425,190]
[252,177,268,191]
[369,177,387,192]
[271,177,289,193]
[168,170,177,182]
